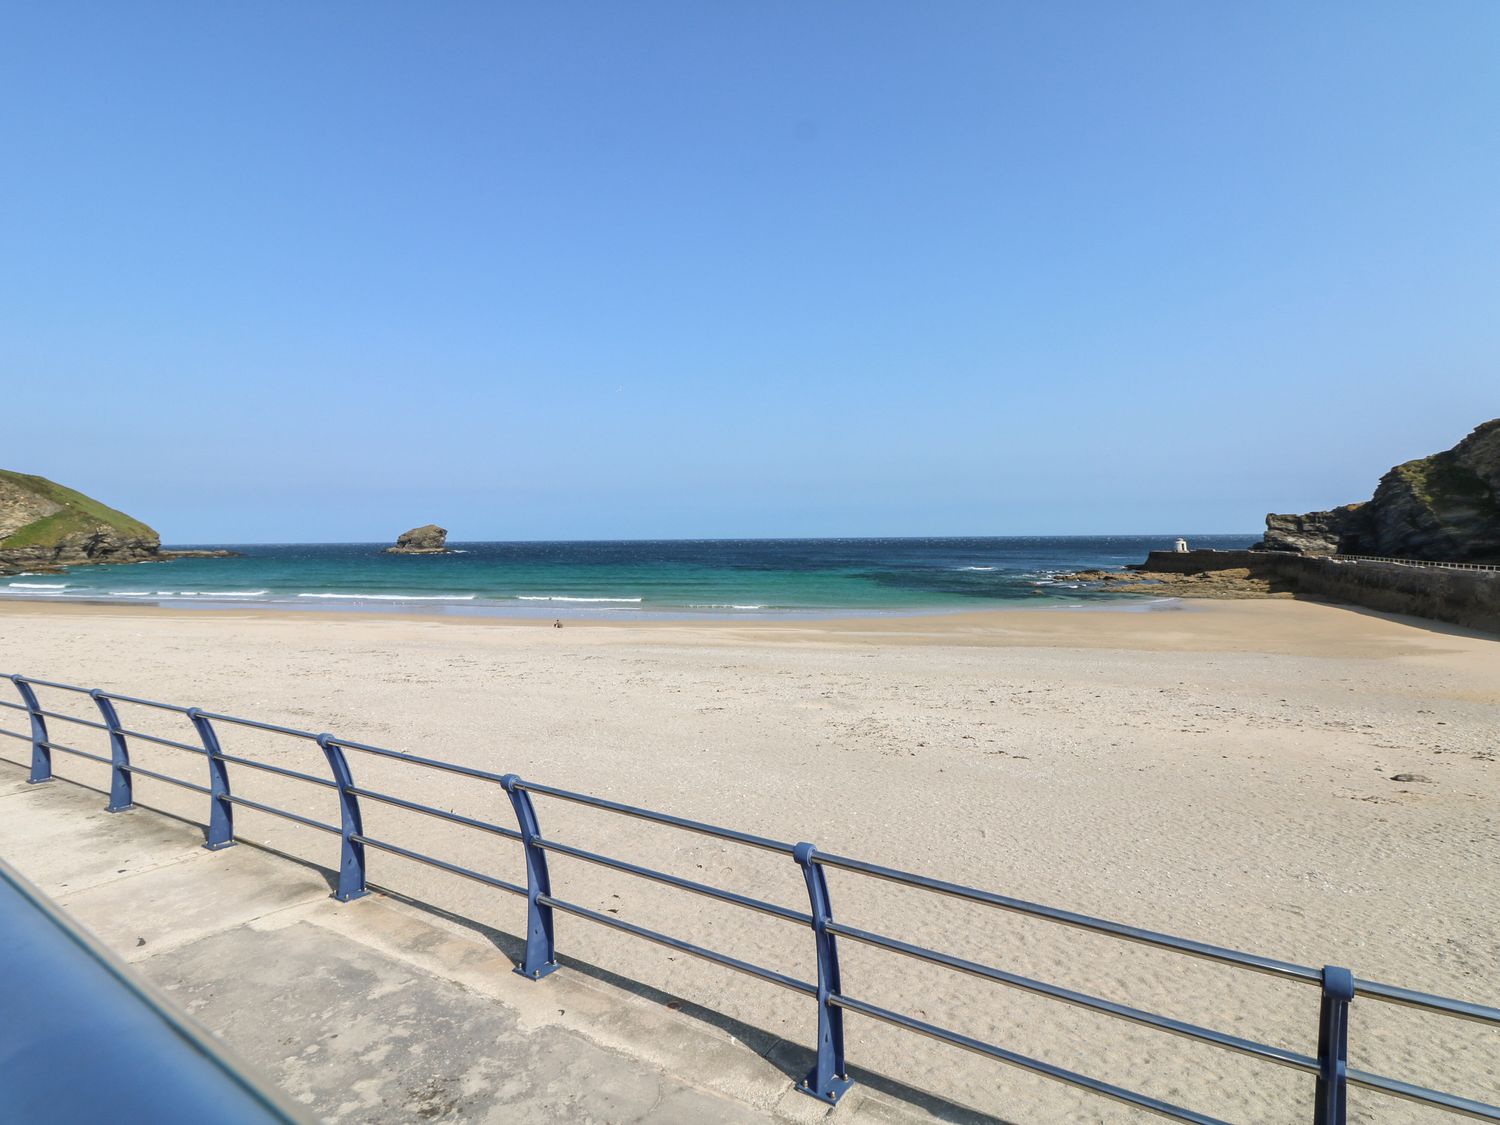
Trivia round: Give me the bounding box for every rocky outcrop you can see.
[1259,506,1364,555]
[1,470,162,576]
[1258,419,1500,563]
[0,469,239,576]
[384,524,450,555]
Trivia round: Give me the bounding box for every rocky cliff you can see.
[0,470,236,576]
[1259,419,1500,563]
[0,470,162,575]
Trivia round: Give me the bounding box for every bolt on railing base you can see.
[106,802,135,814]
[796,1073,852,1105]
[202,839,237,852]
[331,888,369,904]
[513,960,559,981]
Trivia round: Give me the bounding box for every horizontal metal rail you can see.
[1348,1069,1500,1122]
[536,835,812,926]
[217,753,338,790]
[1354,978,1500,1026]
[223,794,339,835]
[3,669,1497,1125]
[34,709,111,732]
[118,763,210,795]
[114,727,207,756]
[827,920,1318,1073]
[348,786,520,839]
[813,850,1323,983]
[1331,554,1500,572]
[97,691,192,714]
[832,993,1230,1125]
[542,895,816,996]
[519,779,797,855]
[329,736,508,783]
[353,834,525,897]
[195,712,319,740]
[41,740,113,767]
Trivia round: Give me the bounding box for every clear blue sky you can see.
[3,3,1496,542]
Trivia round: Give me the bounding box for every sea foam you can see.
[297,593,477,601]
[8,582,66,589]
[517,595,643,603]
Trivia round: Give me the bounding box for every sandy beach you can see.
[1,597,1496,1122]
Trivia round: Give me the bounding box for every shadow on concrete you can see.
[5,763,1015,1125]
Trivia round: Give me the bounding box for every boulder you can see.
[384,524,450,555]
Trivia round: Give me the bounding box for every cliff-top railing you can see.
[2,671,1497,1125]
[1319,553,1500,572]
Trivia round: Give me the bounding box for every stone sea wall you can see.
[1137,550,1500,634]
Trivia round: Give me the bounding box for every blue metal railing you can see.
[1,671,1497,1123]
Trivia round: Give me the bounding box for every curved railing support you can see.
[187,708,234,850]
[11,675,51,784]
[501,775,557,980]
[318,734,368,902]
[792,843,852,1104]
[1315,965,1354,1125]
[90,690,133,812]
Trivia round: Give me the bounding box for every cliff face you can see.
[1261,420,1500,563]
[0,470,162,575]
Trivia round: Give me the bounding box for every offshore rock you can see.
[384,524,450,554]
[1258,419,1500,563]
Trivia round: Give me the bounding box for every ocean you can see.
[1,535,1257,617]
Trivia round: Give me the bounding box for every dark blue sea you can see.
[3,536,1257,617]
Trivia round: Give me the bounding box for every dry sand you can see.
[0,597,1496,1123]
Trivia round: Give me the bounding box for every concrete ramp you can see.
[0,764,945,1124]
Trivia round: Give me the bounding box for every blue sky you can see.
[3,3,1496,542]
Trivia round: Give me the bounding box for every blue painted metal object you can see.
[188,708,235,850]
[1315,965,1355,1125]
[10,675,51,784]
[0,856,307,1123]
[792,842,852,1104]
[91,689,134,812]
[317,734,368,902]
[2,671,1499,1124]
[501,773,557,979]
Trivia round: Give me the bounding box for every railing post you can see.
[10,675,51,784]
[792,842,853,1104]
[187,708,234,851]
[500,774,557,980]
[317,734,368,903]
[1314,965,1354,1125]
[90,690,133,812]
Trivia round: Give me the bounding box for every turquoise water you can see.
[1,536,1256,617]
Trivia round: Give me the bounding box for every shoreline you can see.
[1,592,1492,654]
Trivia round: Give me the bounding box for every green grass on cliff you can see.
[0,469,157,548]
[1392,452,1494,513]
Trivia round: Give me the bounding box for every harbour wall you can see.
[1136,550,1500,635]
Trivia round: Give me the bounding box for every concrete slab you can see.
[0,763,961,1124]
[146,919,771,1124]
[0,776,206,893]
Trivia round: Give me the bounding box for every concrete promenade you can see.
[0,762,968,1124]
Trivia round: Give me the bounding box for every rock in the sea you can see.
[1257,419,1500,563]
[384,524,450,554]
